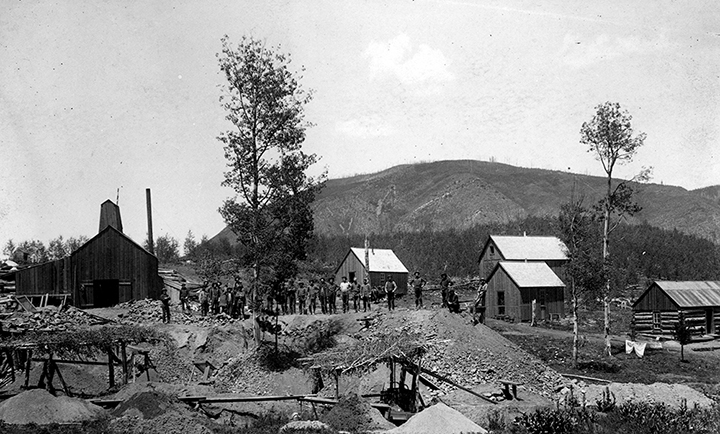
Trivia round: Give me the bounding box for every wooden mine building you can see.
[15,200,162,307]
[334,247,409,295]
[478,235,569,280]
[485,261,566,322]
[632,281,720,336]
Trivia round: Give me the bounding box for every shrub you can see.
[512,407,595,434]
[595,386,616,412]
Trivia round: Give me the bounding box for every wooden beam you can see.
[419,367,496,405]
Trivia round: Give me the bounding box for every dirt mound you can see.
[386,402,487,434]
[581,382,714,408]
[0,389,107,425]
[112,390,179,419]
[321,394,395,432]
[373,308,565,397]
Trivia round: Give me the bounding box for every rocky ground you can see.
[0,288,718,432]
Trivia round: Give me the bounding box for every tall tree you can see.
[145,234,180,264]
[184,230,198,259]
[47,236,68,260]
[65,236,89,254]
[216,36,325,343]
[558,192,605,367]
[580,101,648,355]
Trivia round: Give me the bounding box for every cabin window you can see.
[652,311,661,330]
[497,291,505,316]
[490,245,495,256]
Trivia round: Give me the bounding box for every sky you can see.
[1,0,719,251]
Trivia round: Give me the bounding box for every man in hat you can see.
[474,278,488,324]
[410,271,427,310]
[160,289,171,323]
[179,283,190,313]
[384,276,397,311]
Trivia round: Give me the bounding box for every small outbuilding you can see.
[485,261,566,322]
[632,281,720,336]
[334,248,408,295]
[478,235,568,280]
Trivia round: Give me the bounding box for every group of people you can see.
[158,271,489,323]
[265,276,376,315]
[196,277,247,319]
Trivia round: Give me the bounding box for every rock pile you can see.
[116,299,242,327]
[386,402,487,434]
[0,305,107,332]
[0,389,107,425]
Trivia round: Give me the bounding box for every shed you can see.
[15,201,162,307]
[632,281,720,336]
[334,248,409,295]
[485,261,565,322]
[478,235,568,280]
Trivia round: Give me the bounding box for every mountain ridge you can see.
[212,160,720,244]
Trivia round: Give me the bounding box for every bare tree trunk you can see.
[252,262,261,345]
[572,278,579,369]
[603,175,612,357]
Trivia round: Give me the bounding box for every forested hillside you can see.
[308,217,720,295]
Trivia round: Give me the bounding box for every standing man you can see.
[308,279,318,315]
[410,271,427,310]
[179,283,189,313]
[440,273,450,309]
[318,278,328,314]
[352,278,361,313]
[360,278,372,312]
[160,289,171,323]
[287,280,297,315]
[328,277,338,314]
[198,285,209,317]
[297,281,308,315]
[474,278,488,324]
[384,276,397,311]
[447,283,460,313]
[339,276,351,313]
[218,284,229,315]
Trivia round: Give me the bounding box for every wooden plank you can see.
[419,367,496,405]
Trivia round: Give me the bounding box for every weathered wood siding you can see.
[335,251,408,295]
[486,267,564,322]
[633,283,679,311]
[634,308,715,336]
[478,240,502,279]
[335,251,368,284]
[15,257,72,296]
[72,228,160,306]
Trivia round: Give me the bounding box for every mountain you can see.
[312,160,720,243]
[213,160,720,244]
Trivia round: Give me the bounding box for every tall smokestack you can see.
[146,188,155,254]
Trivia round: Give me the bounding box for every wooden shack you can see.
[485,261,565,322]
[632,281,720,336]
[334,248,409,295]
[478,235,568,280]
[15,201,162,307]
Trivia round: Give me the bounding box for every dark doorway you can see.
[93,279,119,308]
[349,271,356,282]
[706,308,714,334]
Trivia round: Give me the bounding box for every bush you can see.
[512,407,595,434]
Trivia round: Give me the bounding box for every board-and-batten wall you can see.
[73,229,160,306]
[334,252,408,295]
[486,266,564,322]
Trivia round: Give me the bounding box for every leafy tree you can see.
[580,101,648,356]
[14,240,48,264]
[65,235,89,254]
[47,236,68,260]
[183,230,198,259]
[216,35,325,342]
[2,240,16,257]
[146,234,180,264]
[558,192,605,367]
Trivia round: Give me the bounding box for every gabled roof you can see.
[635,281,720,308]
[73,225,157,260]
[490,261,565,288]
[481,235,568,261]
[347,247,408,273]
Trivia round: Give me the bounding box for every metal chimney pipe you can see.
[146,188,155,254]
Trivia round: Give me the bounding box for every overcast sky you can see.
[1,0,718,250]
